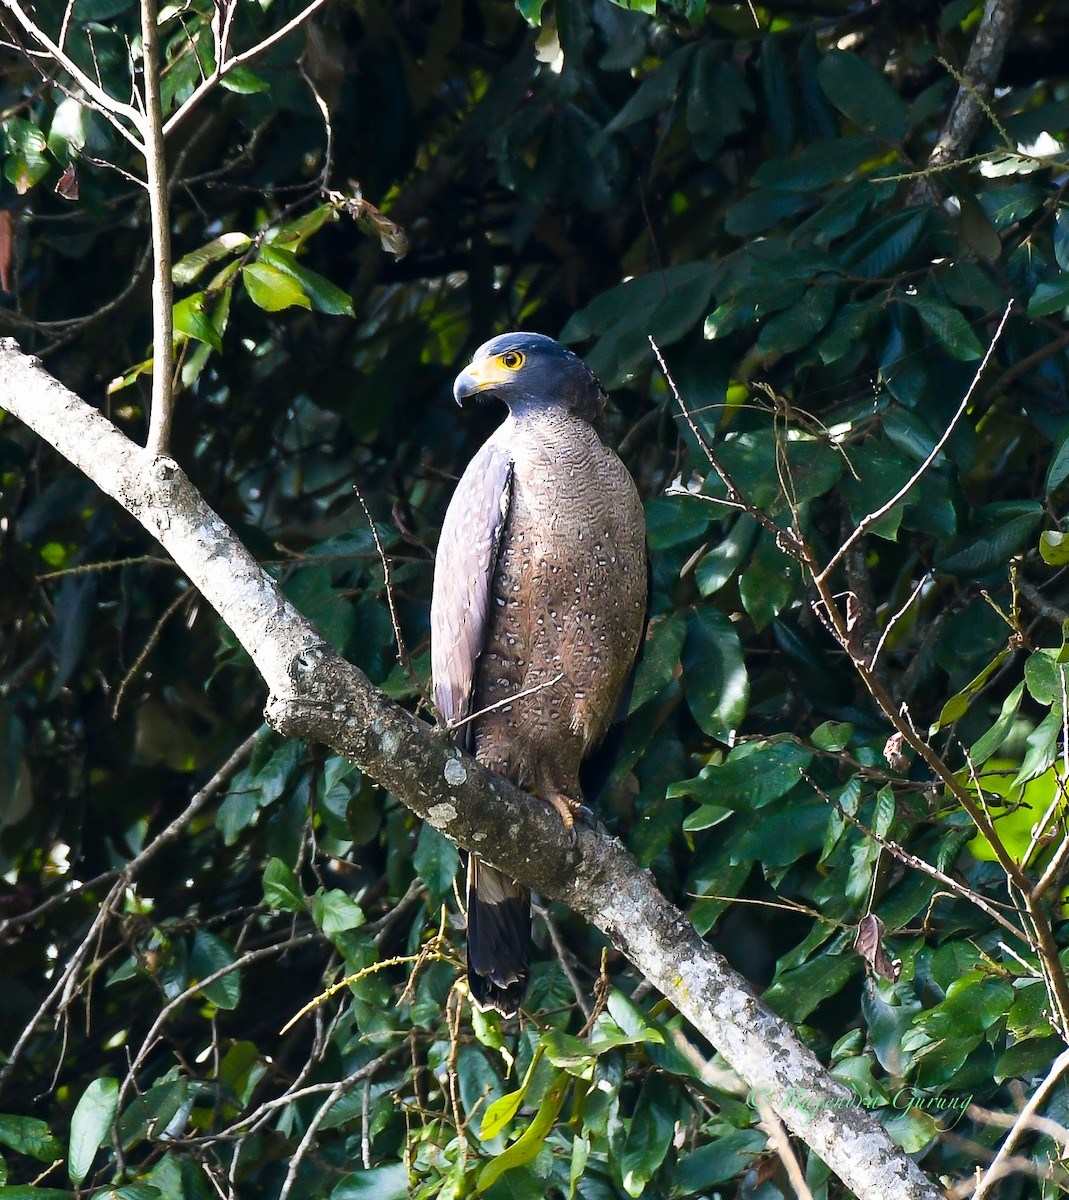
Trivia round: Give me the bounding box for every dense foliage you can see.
[5,0,1069,1195]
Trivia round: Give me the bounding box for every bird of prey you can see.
[430,332,648,1016]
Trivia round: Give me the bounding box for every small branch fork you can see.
[0,0,330,456]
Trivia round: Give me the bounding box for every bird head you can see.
[453,332,606,422]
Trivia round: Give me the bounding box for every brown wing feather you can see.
[430,436,514,732]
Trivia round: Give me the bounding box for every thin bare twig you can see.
[277,1060,384,1200]
[870,572,932,671]
[447,672,565,734]
[752,1094,815,1200]
[819,302,1013,584]
[540,907,592,1021]
[649,338,795,547]
[140,0,174,455]
[804,773,1027,943]
[352,484,420,695]
[113,586,194,716]
[118,932,321,1115]
[0,0,145,147]
[0,877,125,1091]
[973,1048,1069,1200]
[161,0,332,138]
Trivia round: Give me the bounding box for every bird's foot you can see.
[573,803,596,828]
[546,793,592,846]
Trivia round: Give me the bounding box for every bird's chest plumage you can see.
[473,413,646,797]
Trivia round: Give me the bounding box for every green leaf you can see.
[516,0,548,22]
[752,135,881,191]
[817,50,908,141]
[0,1117,62,1163]
[273,203,338,250]
[219,65,270,94]
[644,494,710,550]
[739,527,801,630]
[670,740,812,810]
[938,501,1044,576]
[620,1075,676,1197]
[681,803,731,833]
[724,189,809,237]
[2,118,49,194]
[673,1130,765,1193]
[903,297,984,361]
[1024,648,1067,707]
[681,608,749,742]
[412,822,459,902]
[932,649,1011,730]
[242,262,311,312]
[476,1072,569,1193]
[190,930,240,1009]
[311,888,366,938]
[841,208,929,278]
[330,1165,408,1200]
[1027,275,1069,317]
[68,1076,119,1185]
[262,858,304,912]
[1040,530,1069,564]
[604,46,694,133]
[764,954,860,1022]
[996,1035,1063,1082]
[629,613,686,712]
[118,1077,190,1148]
[694,516,757,596]
[0,1190,74,1199]
[479,1047,544,1140]
[259,246,354,316]
[173,291,224,352]
[1046,429,1069,493]
[47,97,87,159]
[172,233,251,285]
[812,721,853,751]
[756,283,836,355]
[872,784,895,839]
[479,1088,526,1142]
[969,682,1024,766]
[1016,709,1061,784]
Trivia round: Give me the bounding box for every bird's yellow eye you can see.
[499,350,525,371]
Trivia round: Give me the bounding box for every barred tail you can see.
[466,856,530,1016]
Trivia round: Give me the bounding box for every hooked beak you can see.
[453,356,513,405]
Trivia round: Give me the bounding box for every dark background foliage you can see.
[4,0,1069,1195]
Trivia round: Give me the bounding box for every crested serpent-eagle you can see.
[431,332,648,1015]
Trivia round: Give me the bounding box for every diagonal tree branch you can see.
[926,0,1023,171]
[160,0,332,139]
[0,337,940,1200]
[0,0,145,147]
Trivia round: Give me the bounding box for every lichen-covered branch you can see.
[928,0,1023,169]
